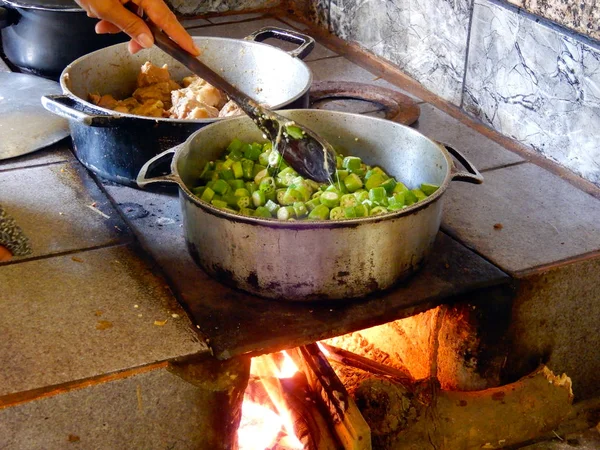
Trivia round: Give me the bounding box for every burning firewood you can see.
[350,365,573,449]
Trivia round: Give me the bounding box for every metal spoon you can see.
[145,21,337,182]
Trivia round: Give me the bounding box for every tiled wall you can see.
[168,0,278,15]
[304,0,600,187]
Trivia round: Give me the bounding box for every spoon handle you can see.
[147,22,263,120]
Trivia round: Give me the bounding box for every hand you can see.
[75,0,199,55]
[0,245,11,262]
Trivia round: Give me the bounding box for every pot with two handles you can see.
[0,0,127,79]
[41,27,315,186]
[137,109,483,302]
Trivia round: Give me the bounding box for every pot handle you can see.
[0,6,18,29]
[442,144,484,184]
[244,26,315,60]
[137,146,183,189]
[41,94,127,127]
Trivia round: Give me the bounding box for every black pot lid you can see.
[0,73,69,161]
[1,0,82,11]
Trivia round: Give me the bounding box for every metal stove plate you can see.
[0,73,69,161]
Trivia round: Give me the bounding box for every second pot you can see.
[0,0,127,79]
[42,27,315,186]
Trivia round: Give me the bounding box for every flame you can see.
[238,351,304,450]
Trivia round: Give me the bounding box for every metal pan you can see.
[137,110,483,302]
[41,27,314,186]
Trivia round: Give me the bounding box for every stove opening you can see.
[235,306,573,450]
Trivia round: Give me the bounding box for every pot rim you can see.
[172,110,454,229]
[59,37,314,124]
[2,0,82,12]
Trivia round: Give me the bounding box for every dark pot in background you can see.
[0,0,127,79]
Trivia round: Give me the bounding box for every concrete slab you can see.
[0,162,131,262]
[412,103,526,171]
[505,256,600,400]
[0,244,207,398]
[441,163,600,274]
[189,17,338,61]
[0,140,74,172]
[0,366,227,449]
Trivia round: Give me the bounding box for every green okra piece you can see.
[412,189,427,202]
[389,192,406,207]
[343,173,363,192]
[258,151,270,167]
[239,207,255,216]
[305,198,321,212]
[252,164,266,178]
[219,168,234,180]
[264,199,280,215]
[227,179,245,190]
[354,204,368,217]
[211,199,228,209]
[252,190,266,207]
[245,181,257,194]
[234,188,250,198]
[329,206,345,220]
[227,138,244,153]
[308,204,330,220]
[319,191,340,208]
[404,189,418,205]
[232,161,244,179]
[340,194,358,208]
[200,187,215,203]
[353,190,369,203]
[236,196,251,209]
[420,183,439,196]
[285,125,304,139]
[228,148,244,161]
[365,172,386,190]
[380,178,397,194]
[244,143,263,161]
[342,156,362,172]
[370,206,388,216]
[212,179,230,195]
[277,206,296,220]
[241,160,254,180]
[254,206,272,218]
[254,169,269,185]
[369,187,387,204]
[221,158,234,169]
[293,202,308,218]
[393,181,409,194]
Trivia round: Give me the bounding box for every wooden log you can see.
[353,365,573,450]
[291,346,372,450]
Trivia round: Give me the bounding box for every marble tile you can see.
[0,245,207,397]
[464,0,600,187]
[0,368,215,449]
[441,163,600,274]
[307,0,330,29]
[189,17,337,61]
[0,140,73,172]
[0,162,131,262]
[507,0,600,42]
[412,103,525,171]
[168,0,276,15]
[329,0,472,104]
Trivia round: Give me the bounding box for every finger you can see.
[95,20,122,34]
[0,246,12,262]
[128,39,144,54]
[138,0,200,55]
[93,0,154,49]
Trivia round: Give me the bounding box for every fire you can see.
[238,351,304,450]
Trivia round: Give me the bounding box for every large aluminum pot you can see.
[41,27,314,186]
[137,110,483,302]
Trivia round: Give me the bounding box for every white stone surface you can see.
[329,0,471,104]
[465,0,600,186]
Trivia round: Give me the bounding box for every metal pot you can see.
[0,0,127,79]
[137,110,483,302]
[40,27,314,186]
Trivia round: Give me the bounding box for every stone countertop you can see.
[2,12,599,403]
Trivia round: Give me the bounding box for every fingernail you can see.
[138,33,153,49]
